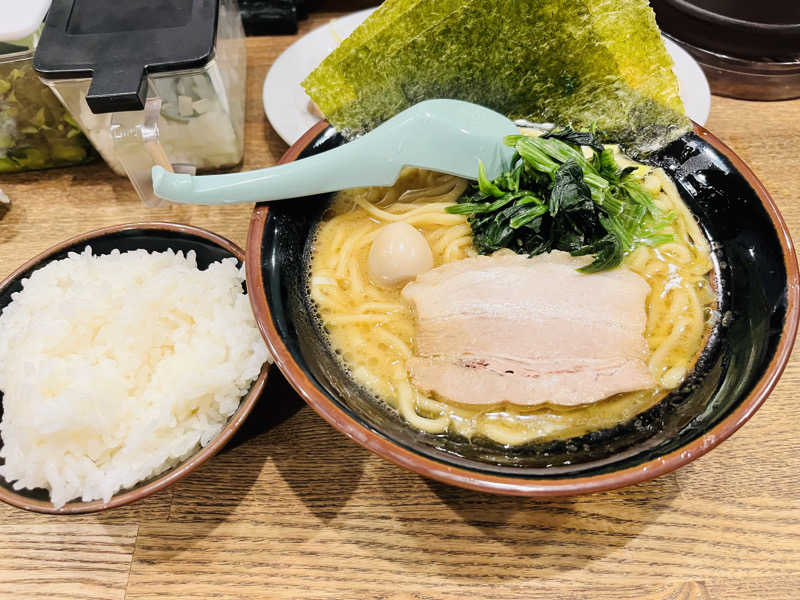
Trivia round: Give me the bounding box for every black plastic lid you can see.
[34,0,219,114]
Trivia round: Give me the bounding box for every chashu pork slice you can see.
[401,251,655,407]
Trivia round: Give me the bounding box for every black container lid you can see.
[34,0,219,114]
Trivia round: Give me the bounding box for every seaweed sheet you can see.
[306,0,424,117]
[586,0,684,115]
[307,0,470,120]
[332,0,467,97]
[302,0,690,152]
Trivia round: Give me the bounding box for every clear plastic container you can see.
[35,0,246,204]
[0,32,95,173]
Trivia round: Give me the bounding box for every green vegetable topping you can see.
[446,129,674,273]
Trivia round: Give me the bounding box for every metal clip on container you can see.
[34,0,247,205]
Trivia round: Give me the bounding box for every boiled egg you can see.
[368,222,433,287]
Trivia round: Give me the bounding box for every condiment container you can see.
[652,0,800,100]
[0,0,95,173]
[34,0,246,204]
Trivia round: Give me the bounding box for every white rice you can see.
[0,247,271,508]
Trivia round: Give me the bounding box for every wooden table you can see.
[1,12,799,600]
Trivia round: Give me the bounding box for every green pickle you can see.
[0,59,96,173]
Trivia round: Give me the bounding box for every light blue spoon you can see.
[151,99,518,205]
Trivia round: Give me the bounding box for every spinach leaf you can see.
[549,160,593,217]
[447,130,674,272]
[477,161,505,198]
[542,127,605,153]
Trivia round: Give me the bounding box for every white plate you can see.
[663,36,711,126]
[263,7,711,145]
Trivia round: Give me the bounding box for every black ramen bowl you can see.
[247,122,798,496]
[0,222,269,513]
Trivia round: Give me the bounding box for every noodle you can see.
[310,164,714,445]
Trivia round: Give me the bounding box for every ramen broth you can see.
[309,167,715,445]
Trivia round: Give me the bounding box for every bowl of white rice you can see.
[0,222,271,513]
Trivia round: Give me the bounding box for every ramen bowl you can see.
[0,222,269,513]
[247,121,798,496]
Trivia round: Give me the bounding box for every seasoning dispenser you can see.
[34,0,246,205]
[0,0,96,173]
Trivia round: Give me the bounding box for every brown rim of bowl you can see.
[0,221,269,514]
[247,121,800,497]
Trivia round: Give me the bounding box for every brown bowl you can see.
[0,222,269,513]
[247,121,799,496]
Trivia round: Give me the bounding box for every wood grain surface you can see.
[1,11,799,600]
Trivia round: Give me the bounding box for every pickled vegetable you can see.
[0,59,96,173]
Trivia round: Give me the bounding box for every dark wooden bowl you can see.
[0,222,269,513]
[247,122,799,496]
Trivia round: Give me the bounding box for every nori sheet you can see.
[585,0,685,115]
[307,0,463,119]
[303,0,691,153]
